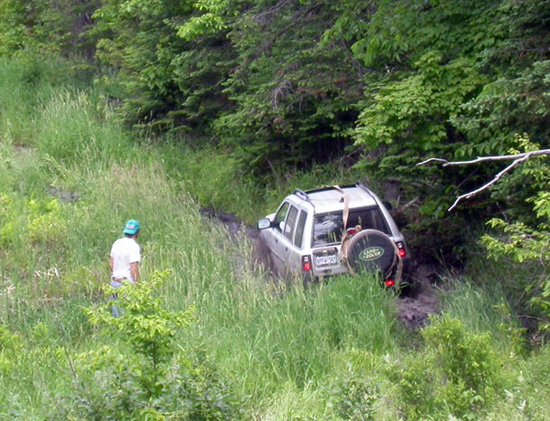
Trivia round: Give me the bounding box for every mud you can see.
[398,263,441,329]
[202,209,442,330]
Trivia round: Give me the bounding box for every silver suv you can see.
[257,183,409,286]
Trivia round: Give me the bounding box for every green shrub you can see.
[0,193,68,253]
[331,364,379,420]
[57,271,241,420]
[0,325,22,375]
[388,353,438,420]
[389,315,503,419]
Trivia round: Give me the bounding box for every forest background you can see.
[1,0,550,419]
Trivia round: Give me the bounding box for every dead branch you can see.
[417,149,550,212]
[271,79,294,109]
[447,155,529,211]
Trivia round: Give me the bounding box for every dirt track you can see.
[202,209,441,330]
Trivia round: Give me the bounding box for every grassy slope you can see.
[0,57,549,419]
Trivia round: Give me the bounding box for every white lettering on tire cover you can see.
[359,246,384,262]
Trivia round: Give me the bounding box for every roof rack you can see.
[303,184,354,195]
[295,183,374,202]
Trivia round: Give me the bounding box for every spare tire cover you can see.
[346,229,396,276]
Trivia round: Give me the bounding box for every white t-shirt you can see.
[110,237,141,283]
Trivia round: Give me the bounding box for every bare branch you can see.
[448,155,529,211]
[271,79,294,109]
[416,157,450,166]
[418,149,550,168]
[417,149,550,212]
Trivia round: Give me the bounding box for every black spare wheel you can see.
[346,229,397,276]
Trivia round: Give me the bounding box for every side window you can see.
[274,202,290,233]
[294,210,308,248]
[284,206,298,241]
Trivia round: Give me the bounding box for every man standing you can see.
[110,219,141,287]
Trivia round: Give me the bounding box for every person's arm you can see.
[130,262,139,283]
[109,256,114,276]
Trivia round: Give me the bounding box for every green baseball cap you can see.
[123,219,141,235]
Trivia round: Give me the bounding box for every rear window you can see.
[313,207,390,246]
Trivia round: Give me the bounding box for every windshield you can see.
[313,207,390,246]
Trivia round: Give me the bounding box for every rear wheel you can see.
[344,229,397,277]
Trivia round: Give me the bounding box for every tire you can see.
[345,229,397,277]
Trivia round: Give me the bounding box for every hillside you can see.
[1,0,550,418]
[0,54,548,420]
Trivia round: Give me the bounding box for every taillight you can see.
[385,279,395,287]
[302,255,312,272]
[396,241,406,258]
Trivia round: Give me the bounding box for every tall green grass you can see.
[1,55,550,419]
[0,55,401,418]
[198,276,397,396]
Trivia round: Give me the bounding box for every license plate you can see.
[315,254,338,266]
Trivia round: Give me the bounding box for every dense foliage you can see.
[1,1,550,417]
[2,0,547,230]
[2,0,548,179]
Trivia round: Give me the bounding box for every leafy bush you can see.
[330,363,379,420]
[0,193,68,251]
[0,0,99,57]
[389,315,503,419]
[481,137,550,333]
[423,316,500,402]
[0,325,22,375]
[57,271,241,420]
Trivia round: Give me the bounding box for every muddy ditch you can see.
[200,208,443,330]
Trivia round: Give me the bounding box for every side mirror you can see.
[257,218,272,230]
[383,201,393,211]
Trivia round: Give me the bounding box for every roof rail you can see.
[355,181,368,191]
[356,182,376,201]
[293,188,311,202]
